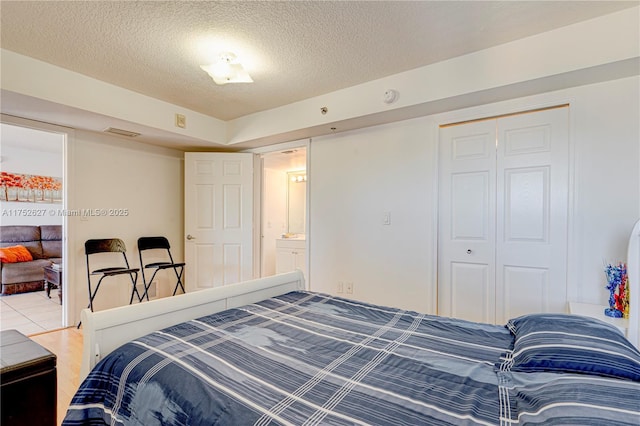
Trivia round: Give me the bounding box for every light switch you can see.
[175,113,186,129]
[382,211,391,225]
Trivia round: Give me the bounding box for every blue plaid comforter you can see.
[64,292,639,425]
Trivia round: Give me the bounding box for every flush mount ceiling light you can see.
[200,52,253,85]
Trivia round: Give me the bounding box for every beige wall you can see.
[66,130,183,323]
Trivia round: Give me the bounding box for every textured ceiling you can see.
[1,1,636,121]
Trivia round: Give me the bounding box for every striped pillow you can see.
[499,313,640,381]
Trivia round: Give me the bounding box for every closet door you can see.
[438,107,569,324]
[495,108,569,324]
[438,120,497,323]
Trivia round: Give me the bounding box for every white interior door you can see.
[438,106,569,324]
[438,120,497,323]
[495,107,569,324]
[184,152,254,292]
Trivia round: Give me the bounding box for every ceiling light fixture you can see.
[200,52,253,85]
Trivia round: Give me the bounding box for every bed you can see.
[64,222,640,425]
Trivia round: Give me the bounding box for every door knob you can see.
[186,234,196,240]
[466,249,472,254]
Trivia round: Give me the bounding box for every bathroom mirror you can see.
[287,171,306,234]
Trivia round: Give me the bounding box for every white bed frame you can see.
[627,219,640,349]
[80,222,640,379]
[80,270,305,379]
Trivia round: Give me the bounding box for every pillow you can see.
[0,245,34,263]
[499,313,640,381]
[0,247,17,263]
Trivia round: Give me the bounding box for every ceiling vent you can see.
[103,127,141,138]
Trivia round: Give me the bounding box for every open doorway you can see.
[0,122,66,334]
[260,147,307,278]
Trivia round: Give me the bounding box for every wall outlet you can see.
[345,282,353,294]
[337,281,344,293]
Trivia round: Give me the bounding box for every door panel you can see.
[438,120,496,323]
[223,243,242,285]
[195,244,215,287]
[223,184,242,228]
[504,167,549,242]
[450,262,492,323]
[503,125,551,156]
[195,184,215,228]
[453,133,493,160]
[185,153,254,292]
[496,108,568,324]
[500,266,550,320]
[452,172,490,240]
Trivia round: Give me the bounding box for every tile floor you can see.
[0,289,63,335]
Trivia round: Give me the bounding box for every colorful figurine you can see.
[604,262,629,318]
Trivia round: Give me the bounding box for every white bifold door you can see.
[438,106,569,324]
[184,152,254,292]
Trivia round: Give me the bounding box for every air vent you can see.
[103,127,141,138]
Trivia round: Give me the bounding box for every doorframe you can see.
[0,114,77,328]
[246,139,310,288]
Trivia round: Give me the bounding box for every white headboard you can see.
[627,219,640,348]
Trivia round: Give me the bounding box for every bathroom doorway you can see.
[260,147,307,278]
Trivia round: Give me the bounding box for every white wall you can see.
[68,130,183,321]
[0,124,64,225]
[310,117,437,313]
[309,76,639,316]
[569,76,640,304]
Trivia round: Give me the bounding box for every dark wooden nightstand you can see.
[43,265,62,305]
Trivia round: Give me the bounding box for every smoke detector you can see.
[383,89,398,104]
